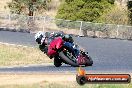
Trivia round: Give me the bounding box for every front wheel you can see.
[54,56,62,67]
[85,56,93,66]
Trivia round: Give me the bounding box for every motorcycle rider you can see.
[35,31,65,53]
[35,31,80,58]
[62,34,80,57]
[35,31,64,44]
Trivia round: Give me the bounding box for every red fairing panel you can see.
[47,37,64,56]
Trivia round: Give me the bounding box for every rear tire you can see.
[59,51,79,67]
[54,56,62,67]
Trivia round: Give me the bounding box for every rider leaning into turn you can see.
[35,31,80,58]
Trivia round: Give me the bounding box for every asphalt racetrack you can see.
[0,31,132,73]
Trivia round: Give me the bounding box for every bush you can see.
[99,6,129,25]
[127,1,132,25]
[56,0,114,28]
[107,0,115,4]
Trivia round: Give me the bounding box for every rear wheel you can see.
[54,56,62,67]
[59,51,79,67]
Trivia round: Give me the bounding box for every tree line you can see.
[8,0,132,25]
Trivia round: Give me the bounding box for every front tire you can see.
[54,56,62,67]
[85,56,93,66]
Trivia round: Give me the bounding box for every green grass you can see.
[0,44,52,66]
[0,82,131,88]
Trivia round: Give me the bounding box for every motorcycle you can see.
[46,36,93,67]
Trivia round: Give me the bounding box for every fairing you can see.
[47,37,64,56]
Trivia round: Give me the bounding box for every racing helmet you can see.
[35,31,45,44]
